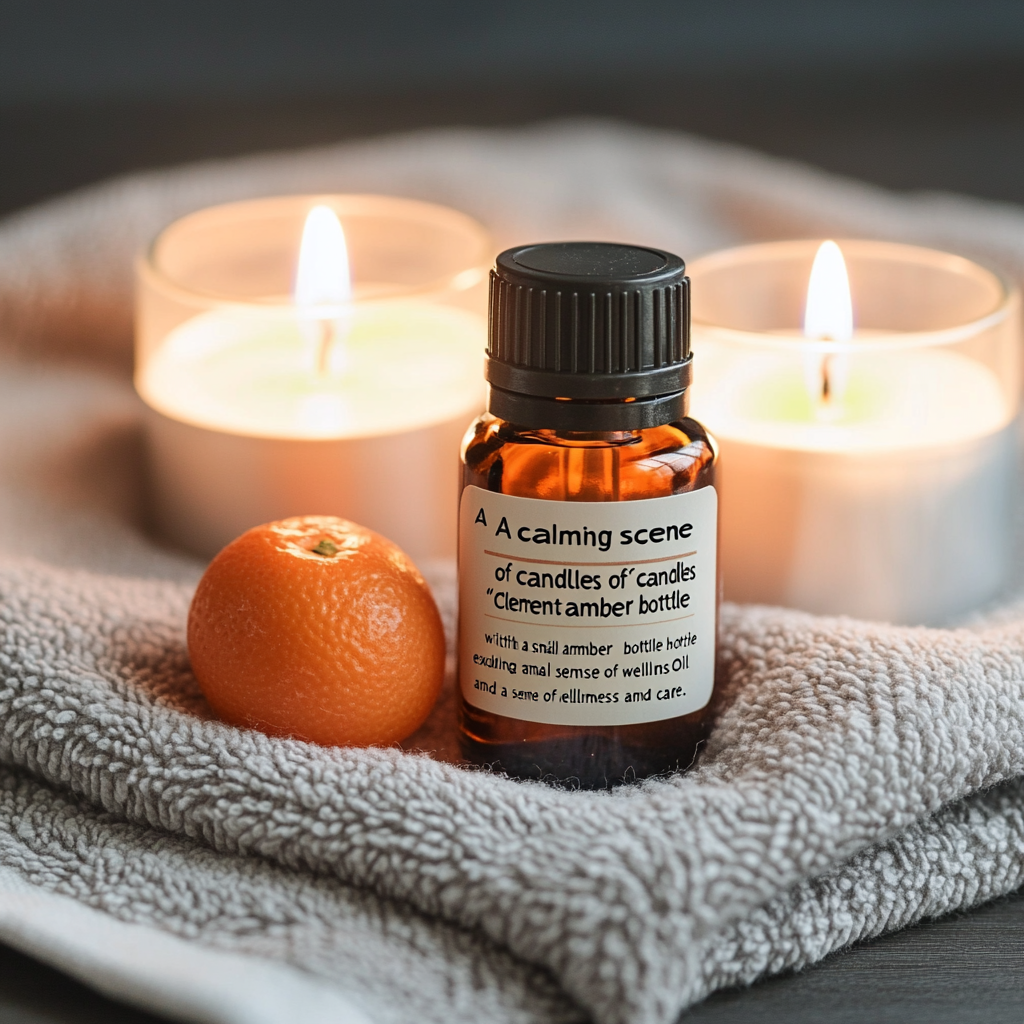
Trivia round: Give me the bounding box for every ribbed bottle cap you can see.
[486,241,691,430]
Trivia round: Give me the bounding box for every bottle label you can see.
[458,485,718,726]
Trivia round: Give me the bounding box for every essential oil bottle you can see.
[458,242,719,788]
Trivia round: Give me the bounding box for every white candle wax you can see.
[688,239,1021,625]
[135,195,491,560]
[140,302,484,560]
[691,342,1016,624]
[140,302,483,440]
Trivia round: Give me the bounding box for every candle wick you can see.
[821,353,832,403]
[316,318,334,375]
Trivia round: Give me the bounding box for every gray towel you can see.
[2,121,1024,1024]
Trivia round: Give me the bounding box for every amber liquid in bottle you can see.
[458,411,718,788]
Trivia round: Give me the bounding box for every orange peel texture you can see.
[187,515,445,747]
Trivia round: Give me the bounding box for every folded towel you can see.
[2,120,1024,1024]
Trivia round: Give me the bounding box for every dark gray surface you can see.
[0,942,167,1024]
[689,889,1024,1022]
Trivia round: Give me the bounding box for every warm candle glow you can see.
[803,240,853,342]
[140,199,486,440]
[295,205,352,374]
[295,205,351,307]
[687,237,1019,624]
[136,193,490,561]
[803,240,853,415]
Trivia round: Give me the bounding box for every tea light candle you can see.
[688,239,1022,625]
[135,195,490,560]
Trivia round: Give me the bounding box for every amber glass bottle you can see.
[457,242,719,788]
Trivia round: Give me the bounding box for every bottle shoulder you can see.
[462,414,717,501]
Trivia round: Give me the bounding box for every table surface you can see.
[2,64,1023,1023]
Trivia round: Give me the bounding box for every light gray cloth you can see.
[2,120,1024,1024]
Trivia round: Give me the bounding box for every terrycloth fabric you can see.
[2,120,1024,1024]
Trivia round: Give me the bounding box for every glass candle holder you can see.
[136,194,491,559]
[688,239,1022,625]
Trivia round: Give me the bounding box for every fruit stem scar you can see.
[312,539,339,557]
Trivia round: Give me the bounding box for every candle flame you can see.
[295,205,352,374]
[803,240,853,416]
[295,205,351,307]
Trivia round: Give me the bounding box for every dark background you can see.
[2,0,1024,218]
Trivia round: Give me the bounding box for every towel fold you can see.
[2,120,1024,1024]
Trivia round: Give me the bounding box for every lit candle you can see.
[689,239,1021,624]
[136,195,490,560]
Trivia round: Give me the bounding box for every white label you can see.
[458,485,718,726]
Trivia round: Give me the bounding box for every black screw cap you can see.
[486,242,691,430]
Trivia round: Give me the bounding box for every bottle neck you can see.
[486,385,688,433]
[495,420,642,447]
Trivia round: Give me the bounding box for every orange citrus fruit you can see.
[187,515,445,747]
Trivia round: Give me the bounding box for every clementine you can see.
[187,515,445,747]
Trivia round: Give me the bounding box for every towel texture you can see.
[2,121,1024,1024]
